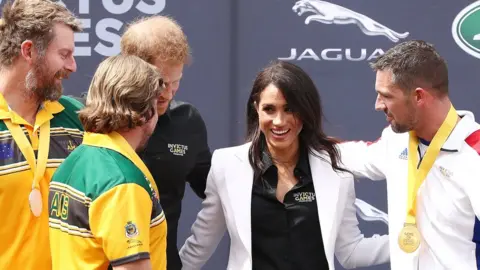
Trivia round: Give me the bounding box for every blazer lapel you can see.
[225,145,253,256]
[310,151,341,256]
[223,146,342,265]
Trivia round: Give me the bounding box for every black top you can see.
[251,146,329,270]
[140,100,212,270]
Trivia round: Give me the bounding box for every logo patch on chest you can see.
[168,143,188,156]
[399,148,408,160]
[438,166,453,178]
[293,192,316,203]
[66,140,77,152]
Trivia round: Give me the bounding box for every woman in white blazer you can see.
[179,60,389,270]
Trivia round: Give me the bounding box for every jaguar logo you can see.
[293,0,409,43]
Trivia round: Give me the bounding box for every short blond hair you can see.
[120,15,191,65]
[0,0,82,67]
[79,55,164,134]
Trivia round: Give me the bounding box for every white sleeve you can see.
[334,178,390,269]
[338,127,390,181]
[179,151,227,270]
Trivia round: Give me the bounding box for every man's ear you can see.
[20,40,35,64]
[413,87,428,107]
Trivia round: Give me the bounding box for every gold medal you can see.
[398,223,421,253]
[399,105,458,253]
[4,111,51,218]
[29,188,43,217]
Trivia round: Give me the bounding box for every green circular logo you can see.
[452,2,480,59]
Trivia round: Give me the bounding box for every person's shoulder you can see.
[52,144,88,181]
[166,100,208,135]
[169,100,205,121]
[380,125,400,138]
[212,142,251,162]
[50,95,84,130]
[58,95,85,111]
[453,129,480,185]
[169,99,196,111]
[71,146,151,200]
[103,149,150,189]
[207,143,251,180]
[457,110,480,157]
[375,125,408,144]
[464,129,480,156]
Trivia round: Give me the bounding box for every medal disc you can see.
[29,189,42,217]
[398,224,421,253]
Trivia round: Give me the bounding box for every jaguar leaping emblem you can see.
[293,0,409,43]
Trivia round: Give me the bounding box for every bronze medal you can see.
[29,188,43,217]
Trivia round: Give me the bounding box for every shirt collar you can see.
[441,110,478,151]
[0,93,64,128]
[261,142,311,176]
[83,131,125,153]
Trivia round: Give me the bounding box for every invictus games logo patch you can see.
[293,192,316,203]
[168,143,188,156]
[452,1,480,59]
[125,221,139,238]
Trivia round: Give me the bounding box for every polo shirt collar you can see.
[0,93,64,129]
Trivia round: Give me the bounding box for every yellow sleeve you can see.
[89,183,153,266]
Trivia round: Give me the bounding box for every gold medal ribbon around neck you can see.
[398,104,457,253]
[4,119,50,217]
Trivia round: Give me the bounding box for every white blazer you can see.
[179,143,390,270]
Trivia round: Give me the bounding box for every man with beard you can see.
[49,55,167,270]
[0,1,83,269]
[340,40,480,269]
[120,16,212,270]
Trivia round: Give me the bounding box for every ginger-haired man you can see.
[121,16,212,270]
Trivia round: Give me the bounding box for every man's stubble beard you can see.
[24,56,64,102]
[390,101,418,134]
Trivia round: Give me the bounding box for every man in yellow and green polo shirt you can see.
[0,1,83,269]
[48,54,167,270]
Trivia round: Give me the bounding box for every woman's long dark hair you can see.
[246,60,349,178]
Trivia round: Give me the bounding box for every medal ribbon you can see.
[405,105,457,225]
[4,119,50,215]
[82,132,159,199]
